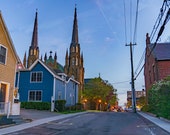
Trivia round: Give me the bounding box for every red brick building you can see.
[144,33,170,100]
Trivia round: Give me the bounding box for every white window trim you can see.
[30,71,43,83]
[0,44,8,65]
[28,90,42,102]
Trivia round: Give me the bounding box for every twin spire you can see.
[25,6,82,69]
[71,6,79,46]
[31,9,38,49]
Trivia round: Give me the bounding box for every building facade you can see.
[64,7,84,102]
[144,33,170,101]
[0,11,20,115]
[17,59,79,111]
[127,90,146,109]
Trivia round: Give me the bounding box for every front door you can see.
[0,83,6,102]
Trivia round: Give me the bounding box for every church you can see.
[16,6,84,110]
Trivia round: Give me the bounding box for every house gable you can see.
[19,60,55,102]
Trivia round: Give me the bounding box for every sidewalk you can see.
[138,112,170,133]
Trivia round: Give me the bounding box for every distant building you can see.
[127,90,145,109]
[0,11,20,115]
[144,33,170,101]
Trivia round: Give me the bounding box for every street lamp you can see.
[99,99,101,111]
[84,99,87,110]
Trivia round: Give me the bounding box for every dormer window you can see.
[0,45,7,65]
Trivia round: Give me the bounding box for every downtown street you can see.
[3,111,170,135]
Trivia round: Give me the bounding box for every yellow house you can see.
[0,11,20,116]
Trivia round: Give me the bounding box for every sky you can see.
[0,0,168,106]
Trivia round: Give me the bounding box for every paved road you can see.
[7,112,170,135]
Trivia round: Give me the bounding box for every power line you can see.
[134,0,170,80]
[133,0,139,44]
[130,0,132,42]
[135,49,145,75]
[123,0,127,44]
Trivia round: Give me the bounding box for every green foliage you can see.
[146,77,170,120]
[83,77,117,110]
[21,102,51,110]
[55,100,66,112]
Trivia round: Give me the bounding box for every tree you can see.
[83,77,117,110]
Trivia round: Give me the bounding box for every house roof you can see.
[28,59,79,84]
[149,42,170,60]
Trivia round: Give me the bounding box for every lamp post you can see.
[99,99,101,111]
[84,99,87,110]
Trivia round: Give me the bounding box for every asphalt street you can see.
[6,112,170,135]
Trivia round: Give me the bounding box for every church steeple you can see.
[64,6,84,102]
[71,6,79,46]
[23,52,27,68]
[27,10,39,68]
[31,10,38,49]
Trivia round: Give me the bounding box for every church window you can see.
[72,57,75,65]
[31,72,43,82]
[76,46,78,52]
[76,57,78,65]
[30,50,33,55]
[34,49,37,55]
[72,47,75,52]
[29,90,42,101]
[0,45,7,65]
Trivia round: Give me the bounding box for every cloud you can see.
[105,36,114,42]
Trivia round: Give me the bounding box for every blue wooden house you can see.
[16,59,79,111]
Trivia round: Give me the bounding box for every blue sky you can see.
[0,0,167,106]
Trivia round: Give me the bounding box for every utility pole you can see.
[126,42,136,113]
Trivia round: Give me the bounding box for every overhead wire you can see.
[133,0,139,44]
[130,0,132,42]
[150,1,167,42]
[123,0,127,44]
[134,0,170,80]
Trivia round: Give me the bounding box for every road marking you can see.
[58,119,70,124]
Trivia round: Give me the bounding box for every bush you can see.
[55,100,66,112]
[21,102,51,110]
[147,79,170,120]
[76,103,83,110]
[141,104,149,112]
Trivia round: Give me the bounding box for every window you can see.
[29,90,42,101]
[31,72,42,82]
[72,57,75,65]
[0,45,7,64]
